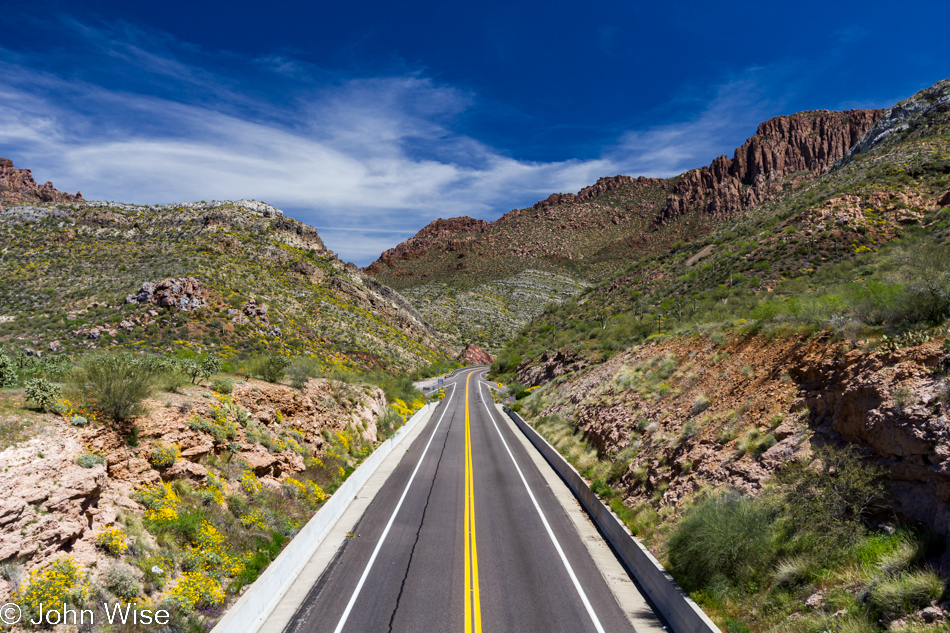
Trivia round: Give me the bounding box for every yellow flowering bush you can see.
[239,469,262,494]
[95,526,128,556]
[133,482,179,523]
[284,478,327,508]
[169,572,224,610]
[148,443,180,468]
[390,398,425,421]
[12,557,90,621]
[238,509,266,530]
[390,398,412,420]
[200,472,227,506]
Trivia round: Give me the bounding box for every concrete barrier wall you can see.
[505,407,722,633]
[213,404,434,633]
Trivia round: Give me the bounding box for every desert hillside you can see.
[366,109,885,348]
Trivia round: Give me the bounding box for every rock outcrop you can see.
[522,333,950,569]
[656,110,885,224]
[533,175,638,210]
[0,436,107,566]
[458,344,493,366]
[367,216,490,272]
[126,278,207,311]
[839,78,950,163]
[0,158,82,208]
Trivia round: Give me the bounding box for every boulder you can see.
[126,278,207,311]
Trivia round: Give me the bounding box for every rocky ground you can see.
[517,331,950,569]
[0,376,388,609]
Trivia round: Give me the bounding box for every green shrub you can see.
[690,393,711,415]
[253,355,291,383]
[376,407,403,439]
[287,357,321,389]
[775,445,883,547]
[735,429,776,457]
[70,415,89,426]
[0,354,16,387]
[104,563,141,600]
[667,490,777,592]
[179,355,222,385]
[876,536,923,576]
[76,453,106,468]
[149,444,180,468]
[69,354,154,422]
[212,377,234,394]
[24,377,61,411]
[869,571,944,620]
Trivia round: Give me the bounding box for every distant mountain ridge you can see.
[364,107,885,348]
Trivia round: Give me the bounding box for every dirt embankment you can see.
[522,333,950,566]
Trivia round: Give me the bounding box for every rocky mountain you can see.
[657,109,883,223]
[366,108,884,348]
[0,195,444,371]
[0,158,83,207]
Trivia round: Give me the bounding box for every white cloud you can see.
[0,32,806,265]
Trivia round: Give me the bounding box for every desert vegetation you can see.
[0,344,435,630]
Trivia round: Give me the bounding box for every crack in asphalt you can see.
[386,410,456,633]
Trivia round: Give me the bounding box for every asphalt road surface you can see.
[283,368,638,633]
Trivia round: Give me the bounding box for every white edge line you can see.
[331,382,457,633]
[477,380,607,633]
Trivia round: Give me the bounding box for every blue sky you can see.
[1,1,947,265]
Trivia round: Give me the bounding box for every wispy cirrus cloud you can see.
[0,21,825,264]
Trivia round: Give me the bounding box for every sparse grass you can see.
[869,571,945,620]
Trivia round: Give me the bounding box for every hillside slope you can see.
[366,109,883,348]
[0,195,443,371]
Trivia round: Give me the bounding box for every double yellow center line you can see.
[463,372,483,633]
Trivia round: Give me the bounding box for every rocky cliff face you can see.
[0,158,83,208]
[656,110,884,224]
[458,344,493,366]
[839,78,950,164]
[367,110,884,281]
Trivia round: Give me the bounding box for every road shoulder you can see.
[494,402,668,633]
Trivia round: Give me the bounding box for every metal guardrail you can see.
[212,404,435,633]
[504,406,722,633]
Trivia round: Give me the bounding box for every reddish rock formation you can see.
[366,216,489,273]
[656,109,884,224]
[0,158,82,208]
[458,344,493,366]
[533,175,641,210]
[364,110,883,279]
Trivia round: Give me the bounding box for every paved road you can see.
[283,368,638,633]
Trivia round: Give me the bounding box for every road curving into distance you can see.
[279,368,658,633]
